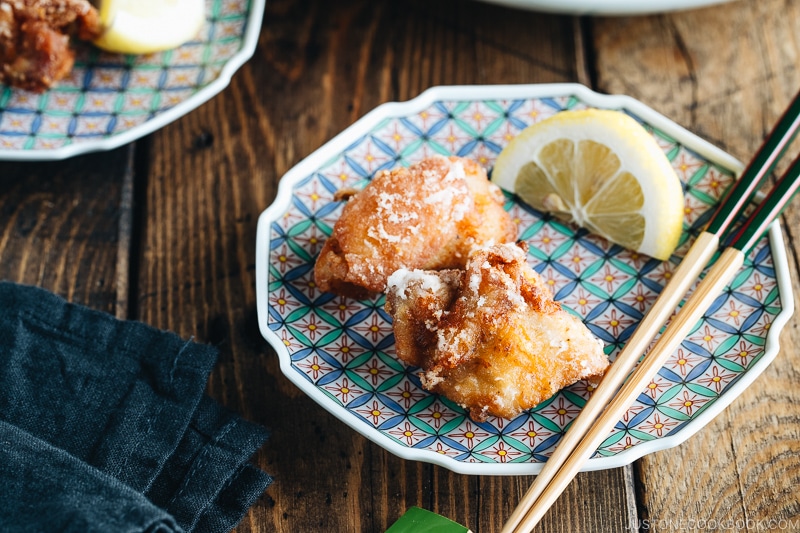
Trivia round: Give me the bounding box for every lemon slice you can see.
[93,0,205,55]
[491,109,684,261]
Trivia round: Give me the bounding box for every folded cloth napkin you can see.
[0,281,272,533]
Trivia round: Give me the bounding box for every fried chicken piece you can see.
[315,156,517,299]
[385,242,609,421]
[0,0,101,92]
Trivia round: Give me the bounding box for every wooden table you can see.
[2,0,800,531]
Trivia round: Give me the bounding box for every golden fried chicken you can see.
[0,0,101,92]
[385,242,609,421]
[315,156,517,299]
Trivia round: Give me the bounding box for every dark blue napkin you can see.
[0,419,181,533]
[0,281,272,533]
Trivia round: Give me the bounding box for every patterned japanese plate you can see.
[254,83,793,475]
[0,0,264,161]
[476,0,736,15]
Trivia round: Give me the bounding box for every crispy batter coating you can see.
[0,0,101,92]
[315,156,517,298]
[385,242,609,421]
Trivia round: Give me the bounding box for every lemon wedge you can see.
[93,0,205,55]
[491,109,684,261]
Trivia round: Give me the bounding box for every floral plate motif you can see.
[476,0,735,15]
[254,84,793,475]
[0,0,264,161]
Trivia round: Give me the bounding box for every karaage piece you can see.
[315,156,517,299]
[385,242,609,421]
[0,0,101,92]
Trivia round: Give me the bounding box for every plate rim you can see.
[0,0,266,162]
[255,82,795,475]
[476,0,735,15]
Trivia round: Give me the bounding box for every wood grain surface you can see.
[1,0,799,532]
[0,149,129,312]
[593,2,800,531]
[135,3,637,531]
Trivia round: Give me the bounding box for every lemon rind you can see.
[492,109,684,261]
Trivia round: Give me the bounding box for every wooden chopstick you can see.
[512,245,745,531]
[508,151,800,532]
[500,231,718,533]
[501,90,800,533]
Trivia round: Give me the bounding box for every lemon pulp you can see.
[491,109,684,261]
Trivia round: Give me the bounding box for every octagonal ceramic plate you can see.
[476,0,736,15]
[0,0,264,161]
[255,83,793,475]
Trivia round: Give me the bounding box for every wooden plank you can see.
[0,148,130,312]
[115,145,138,319]
[133,0,636,531]
[591,1,800,530]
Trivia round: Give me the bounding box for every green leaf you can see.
[714,357,745,372]
[531,412,563,433]
[550,220,576,237]
[426,140,451,156]
[451,102,470,115]
[287,219,313,237]
[286,239,312,262]
[583,282,611,300]
[314,220,333,236]
[561,391,587,408]
[472,436,500,453]
[687,188,717,207]
[407,395,436,415]
[581,260,605,279]
[286,325,312,347]
[484,100,504,113]
[655,406,690,421]
[504,436,534,454]
[439,417,466,434]
[345,352,374,369]
[284,307,311,324]
[608,258,640,277]
[527,246,550,262]
[612,278,639,300]
[548,239,574,261]
[314,308,343,327]
[453,119,478,138]
[764,287,779,306]
[627,429,657,441]
[656,384,683,405]
[483,117,504,137]
[685,383,718,398]
[742,334,766,346]
[400,139,424,158]
[345,369,374,391]
[376,373,406,392]
[713,335,741,357]
[519,220,546,241]
[409,417,437,435]
[729,267,754,291]
[599,430,626,448]
[653,128,677,145]
[376,351,407,372]
[665,145,681,161]
[315,328,343,347]
[686,164,710,187]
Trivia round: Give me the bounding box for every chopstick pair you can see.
[502,89,800,533]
